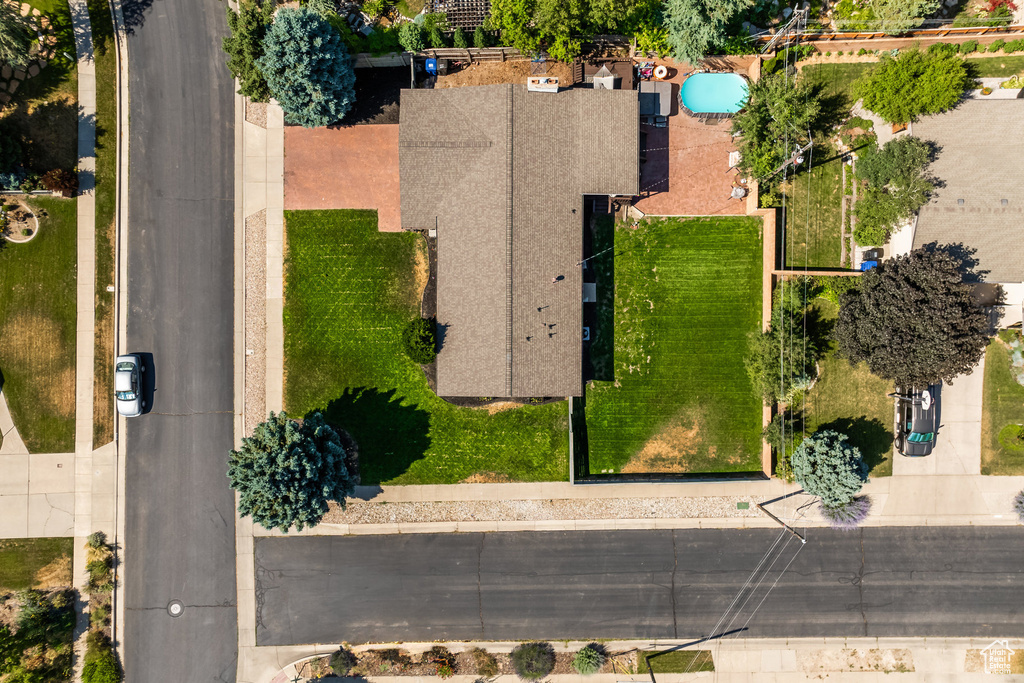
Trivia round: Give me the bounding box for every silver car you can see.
[115,354,144,417]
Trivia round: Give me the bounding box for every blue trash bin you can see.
[425,58,437,75]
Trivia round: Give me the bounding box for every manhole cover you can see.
[167,600,184,617]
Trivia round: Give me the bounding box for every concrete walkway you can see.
[0,389,28,455]
[0,451,75,537]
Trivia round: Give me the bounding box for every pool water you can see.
[679,73,749,114]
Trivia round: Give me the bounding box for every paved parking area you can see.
[284,124,401,231]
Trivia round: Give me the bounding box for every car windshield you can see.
[116,390,137,401]
[908,432,934,443]
[116,361,134,372]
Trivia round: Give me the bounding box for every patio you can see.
[284,124,401,232]
[633,56,755,217]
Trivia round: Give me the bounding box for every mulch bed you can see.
[339,67,408,126]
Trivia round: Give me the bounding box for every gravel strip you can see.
[323,496,766,524]
[244,209,267,436]
[245,100,267,128]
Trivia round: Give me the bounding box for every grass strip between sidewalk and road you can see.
[283,209,569,485]
[640,650,714,673]
[88,0,118,447]
[0,196,78,453]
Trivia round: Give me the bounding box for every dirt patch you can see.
[341,67,408,125]
[798,649,913,674]
[32,555,72,590]
[621,407,707,473]
[93,215,115,446]
[413,243,429,298]
[965,648,1024,674]
[437,59,573,88]
[460,471,515,483]
[0,312,74,418]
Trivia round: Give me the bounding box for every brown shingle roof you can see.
[400,84,638,397]
[912,100,1024,283]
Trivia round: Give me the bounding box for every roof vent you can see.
[957,198,964,205]
[1001,198,1009,206]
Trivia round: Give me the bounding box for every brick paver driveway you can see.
[284,124,400,231]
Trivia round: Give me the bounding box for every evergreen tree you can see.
[856,48,972,124]
[791,430,867,509]
[0,2,34,69]
[663,0,753,66]
[453,27,468,48]
[257,8,357,127]
[223,0,275,102]
[306,0,337,18]
[228,411,355,531]
[399,21,425,51]
[835,247,991,387]
[473,25,488,47]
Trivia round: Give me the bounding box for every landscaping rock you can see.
[1,66,10,80]
[27,64,39,77]
[13,69,25,80]
[8,81,18,94]
[19,3,30,16]
[0,93,10,105]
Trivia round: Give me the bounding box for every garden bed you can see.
[584,217,764,475]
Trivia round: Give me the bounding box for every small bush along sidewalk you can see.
[81,532,122,683]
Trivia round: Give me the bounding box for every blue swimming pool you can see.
[679,73,749,115]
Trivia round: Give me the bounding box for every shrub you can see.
[857,47,867,56]
[981,86,993,95]
[511,642,555,680]
[1002,38,1024,53]
[401,317,437,364]
[998,424,1024,452]
[825,51,831,56]
[961,39,979,53]
[330,648,358,676]
[572,645,606,675]
[228,411,354,531]
[837,50,844,55]
[86,558,113,592]
[257,8,357,127]
[378,649,413,667]
[41,169,78,197]
[86,531,108,550]
[791,430,867,508]
[471,648,499,677]
[473,25,488,47]
[856,48,972,123]
[428,25,447,48]
[223,0,274,101]
[82,630,122,683]
[815,275,859,305]
[16,590,75,644]
[362,0,387,18]
[89,603,110,628]
[1014,490,1024,522]
[819,495,872,530]
[425,645,455,672]
[453,26,468,48]
[399,21,425,51]
[988,38,1006,52]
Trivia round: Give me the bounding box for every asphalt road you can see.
[123,0,237,680]
[255,528,1024,645]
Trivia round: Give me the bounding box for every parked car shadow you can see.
[321,387,431,485]
[137,352,155,414]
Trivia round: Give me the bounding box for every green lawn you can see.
[585,217,764,475]
[981,340,1024,475]
[641,650,714,674]
[0,197,78,453]
[88,0,117,446]
[966,55,1024,77]
[783,151,845,269]
[283,209,568,485]
[0,538,73,591]
[800,62,876,109]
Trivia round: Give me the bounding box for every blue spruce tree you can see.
[228,411,354,531]
[257,7,356,127]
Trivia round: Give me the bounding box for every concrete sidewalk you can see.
[245,637,1022,683]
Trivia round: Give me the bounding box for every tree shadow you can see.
[812,85,852,135]
[5,99,78,172]
[920,241,990,283]
[817,416,892,475]
[120,0,158,34]
[322,387,431,485]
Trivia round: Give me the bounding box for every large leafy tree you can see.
[835,247,992,387]
[856,48,972,124]
[257,7,356,127]
[664,0,753,66]
[791,430,867,509]
[871,0,942,33]
[488,0,541,54]
[228,411,355,531]
[852,136,934,246]
[731,71,820,180]
[0,3,34,69]
[223,0,274,102]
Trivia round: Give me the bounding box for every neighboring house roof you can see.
[912,100,1024,283]
[400,84,639,397]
